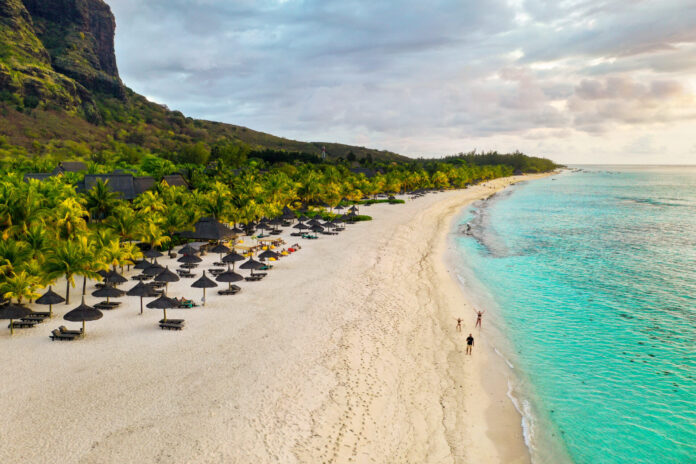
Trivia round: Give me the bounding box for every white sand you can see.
[0,175,548,463]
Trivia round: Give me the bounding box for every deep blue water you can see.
[452,167,696,464]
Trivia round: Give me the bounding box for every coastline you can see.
[0,173,551,463]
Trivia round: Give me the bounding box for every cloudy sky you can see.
[108,0,696,164]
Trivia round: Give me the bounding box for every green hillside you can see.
[0,0,406,164]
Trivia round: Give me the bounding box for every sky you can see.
[108,0,696,164]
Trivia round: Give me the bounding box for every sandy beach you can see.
[0,174,547,463]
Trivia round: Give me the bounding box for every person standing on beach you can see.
[475,310,485,328]
[456,318,462,332]
[466,334,474,355]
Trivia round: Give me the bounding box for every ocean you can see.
[451,167,696,464]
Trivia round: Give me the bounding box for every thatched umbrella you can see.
[230,225,244,235]
[178,244,198,256]
[191,271,217,306]
[293,223,309,233]
[180,217,236,241]
[282,206,295,220]
[0,303,32,335]
[211,243,231,261]
[143,248,163,261]
[154,266,179,292]
[177,254,202,264]
[35,286,64,317]
[240,258,265,272]
[63,297,102,337]
[307,218,322,226]
[104,270,127,285]
[222,251,245,269]
[259,249,280,260]
[127,281,157,315]
[297,215,310,222]
[146,293,179,322]
[134,259,150,270]
[97,269,108,279]
[216,265,243,292]
[91,284,125,303]
[143,261,165,276]
[311,224,325,233]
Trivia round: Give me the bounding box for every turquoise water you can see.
[452,167,696,464]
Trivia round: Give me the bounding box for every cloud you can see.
[106,0,696,163]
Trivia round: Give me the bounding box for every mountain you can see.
[0,0,406,162]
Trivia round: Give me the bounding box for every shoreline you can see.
[0,173,552,463]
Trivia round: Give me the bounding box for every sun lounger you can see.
[159,319,185,324]
[218,288,240,295]
[33,311,51,318]
[132,274,151,281]
[176,269,195,278]
[159,321,185,330]
[244,275,264,282]
[59,326,84,336]
[22,314,49,323]
[50,329,78,341]
[8,320,37,329]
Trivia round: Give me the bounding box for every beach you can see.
[0,174,547,464]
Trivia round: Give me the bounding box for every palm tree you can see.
[85,179,119,222]
[45,239,102,304]
[0,239,31,277]
[1,270,40,304]
[54,197,88,240]
[137,221,170,256]
[105,205,143,241]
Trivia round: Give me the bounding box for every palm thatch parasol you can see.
[91,284,125,303]
[127,281,157,314]
[258,249,280,260]
[177,254,202,264]
[191,271,217,306]
[143,261,165,276]
[146,293,179,321]
[0,303,32,335]
[215,265,243,292]
[35,286,64,317]
[104,270,127,285]
[222,251,245,269]
[144,248,163,260]
[239,258,265,271]
[178,244,198,255]
[154,266,179,292]
[180,217,236,241]
[63,297,102,336]
[134,259,150,270]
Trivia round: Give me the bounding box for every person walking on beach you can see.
[456,318,462,332]
[466,334,474,355]
[475,310,485,328]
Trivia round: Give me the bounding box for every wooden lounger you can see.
[218,289,240,295]
[59,326,84,336]
[159,321,185,330]
[8,320,37,329]
[50,329,78,341]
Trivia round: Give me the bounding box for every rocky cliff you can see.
[0,0,123,120]
[0,0,406,163]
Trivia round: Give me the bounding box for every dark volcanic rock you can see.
[21,0,124,98]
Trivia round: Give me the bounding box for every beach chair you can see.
[159,320,185,330]
[8,320,37,329]
[22,314,48,323]
[49,329,78,341]
[59,326,84,336]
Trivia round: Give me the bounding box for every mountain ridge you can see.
[0,0,407,162]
